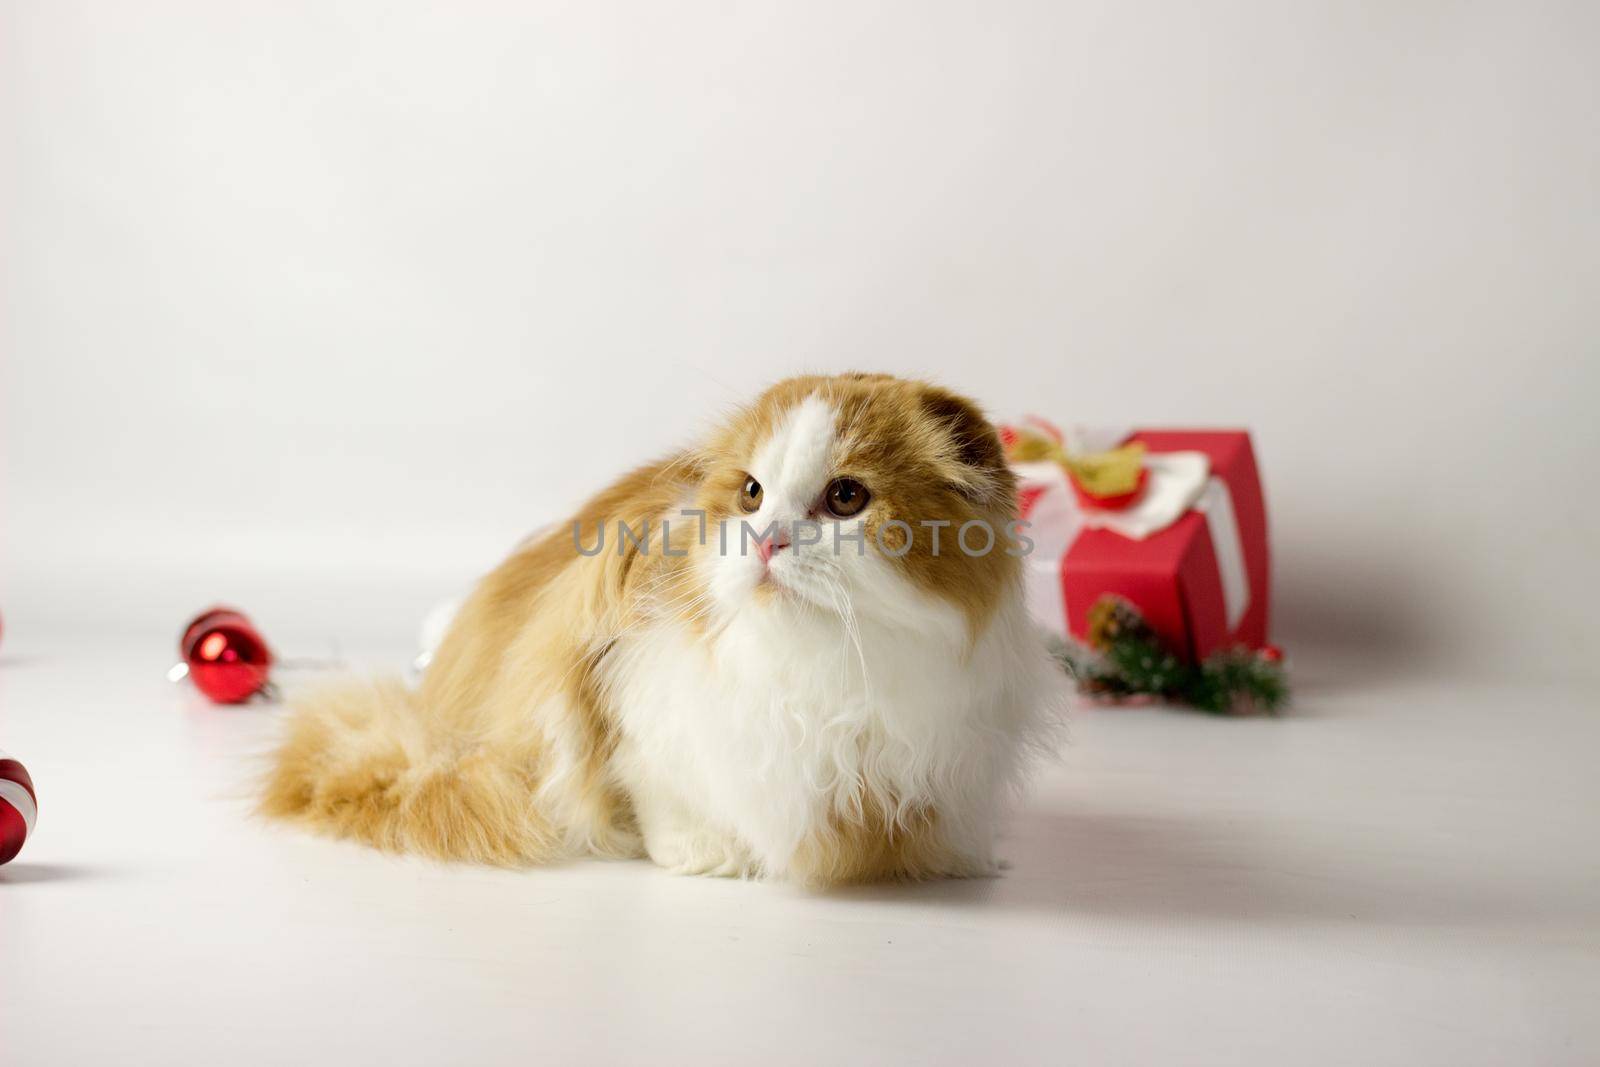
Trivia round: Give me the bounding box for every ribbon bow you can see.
[1000,416,1149,509]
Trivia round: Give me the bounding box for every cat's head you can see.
[687,374,1022,635]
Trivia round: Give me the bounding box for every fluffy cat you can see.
[261,373,1062,884]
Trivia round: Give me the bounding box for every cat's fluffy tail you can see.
[259,678,559,865]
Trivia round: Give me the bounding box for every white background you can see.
[3,5,1600,1066]
[5,1,1597,677]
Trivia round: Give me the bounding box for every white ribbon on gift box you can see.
[1013,433,1250,640]
[0,749,36,839]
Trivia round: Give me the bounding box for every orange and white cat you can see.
[262,373,1062,884]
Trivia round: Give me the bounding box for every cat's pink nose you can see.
[757,530,792,563]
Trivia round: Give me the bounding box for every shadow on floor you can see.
[1270,544,1441,692]
[0,863,103,885]
[820,809,1584,931]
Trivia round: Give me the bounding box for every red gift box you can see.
[1013,429,1271,662]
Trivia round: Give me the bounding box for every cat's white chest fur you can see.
[602,594,1054,879]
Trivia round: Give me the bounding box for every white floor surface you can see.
[2,629,1596,1066]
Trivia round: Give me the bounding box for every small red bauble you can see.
[1259,644,1285,663]
[180,606,274,704]
[0,751,36,865]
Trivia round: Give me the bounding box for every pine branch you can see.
[1055,596,1289,715]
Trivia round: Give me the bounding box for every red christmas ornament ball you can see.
[180,607,274,704]
[1259,643,1285,663]
[0,751,36,866]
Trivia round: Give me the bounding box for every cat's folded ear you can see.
[919,386,1014,506]
[663,448,712,485]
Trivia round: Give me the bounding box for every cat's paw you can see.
[648,830,758,879]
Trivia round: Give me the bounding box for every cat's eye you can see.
[740,476,763,513]
[824,478,870,518]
